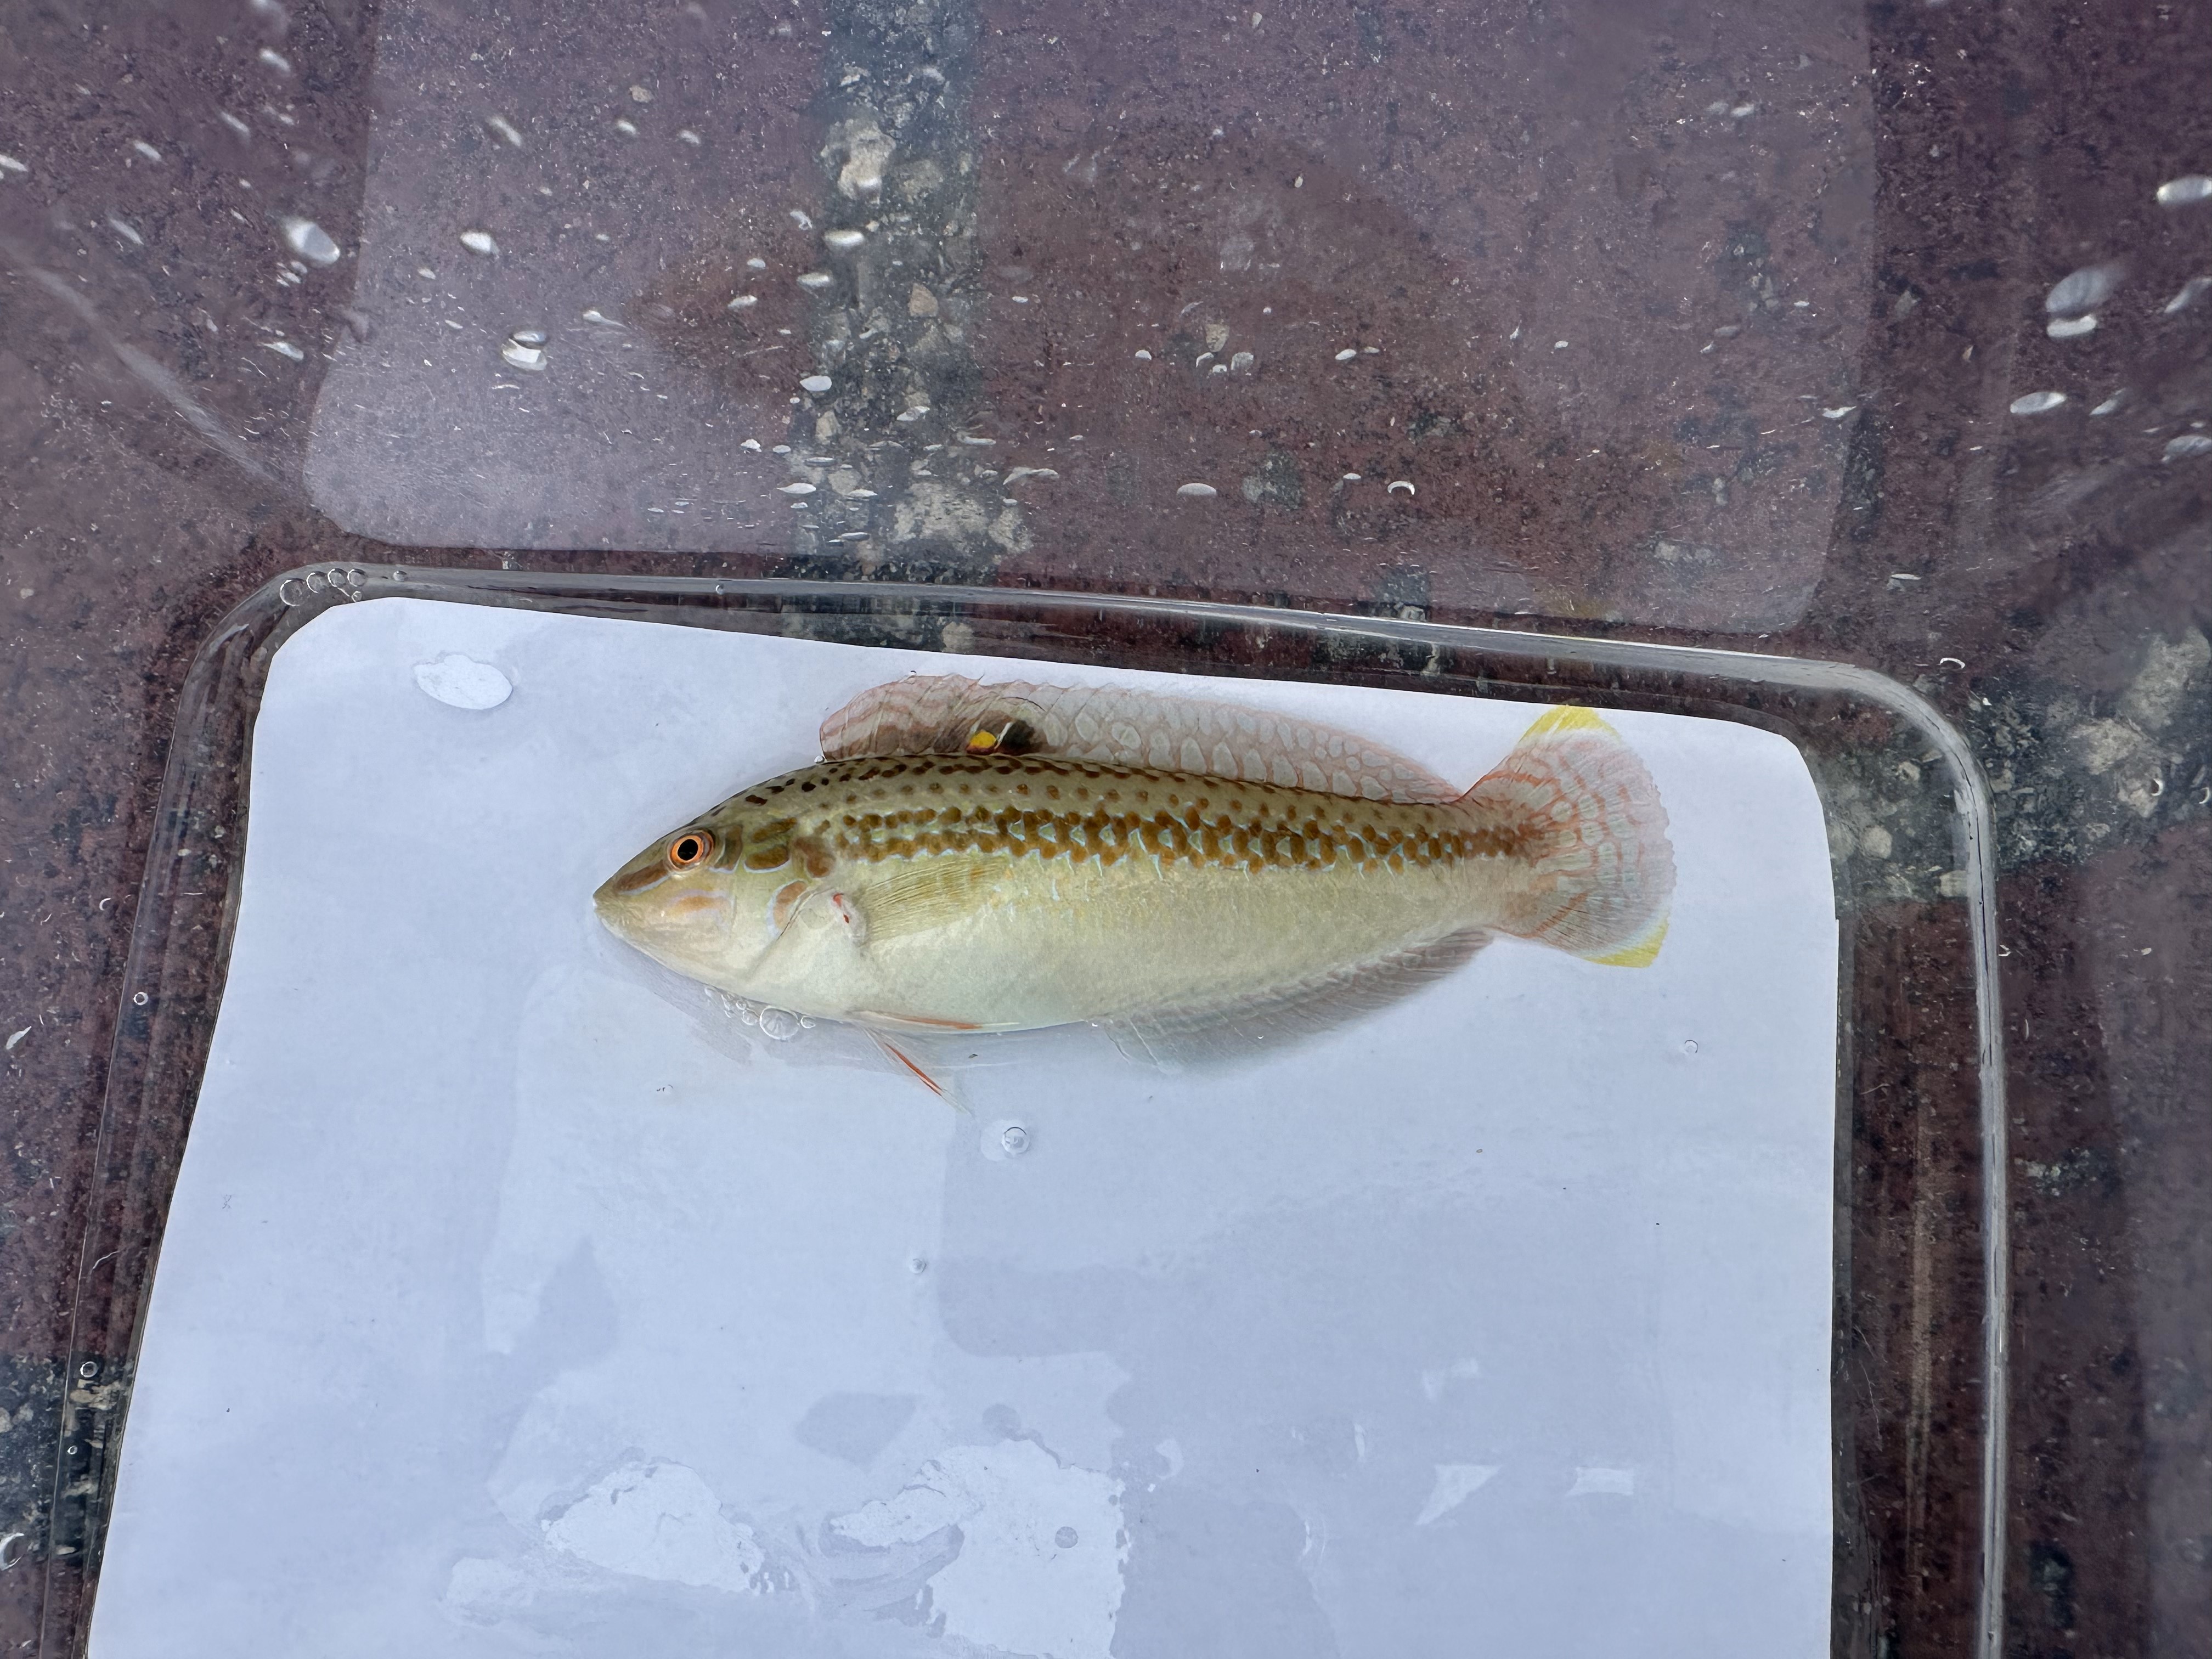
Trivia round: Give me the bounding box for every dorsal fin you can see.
[819,675,1460,804]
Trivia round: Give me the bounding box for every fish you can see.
[594,674,1674,1088]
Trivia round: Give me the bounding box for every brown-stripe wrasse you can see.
[594,676,1673,1084]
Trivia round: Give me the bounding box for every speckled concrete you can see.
[1,0,2208,1651]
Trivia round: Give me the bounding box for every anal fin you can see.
[1104,929,1492,1069]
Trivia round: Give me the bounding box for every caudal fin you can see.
[1459,707,1675,966]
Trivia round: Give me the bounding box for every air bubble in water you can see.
[758,1007,803,1040]
[2154,175,2212,207]
[2008,391,2067,416]
[459,229,499,256]
[1681,1039,1700,1056]
[304,569,327,594]
[1000,1124,1030,1155]
[1055,1527,1079,1548]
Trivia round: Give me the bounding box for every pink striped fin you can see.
[819,674,1461,804]
[1459,707,1674,964]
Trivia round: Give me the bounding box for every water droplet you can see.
[500,334,548,371]
[910,1256,930,1274]
[303,569,327,594]
[2154,174,2212,207]
[414,652,512,710]
[277,575,304,605]
[2008,390,2067,416]
[391,568,408,582]
[740,438,761,451]
[778,481,817,495]
[486,114,523,148]
[346,567,366,587]
[1054,1527,1079,1548]
[747,256,768,271]
[2090,391,2125,416]
[2164,434,2212,461]
[1387,479,1416,495]
[726,294,758,311]
[132,991,150,1007]
[800,374,833,393]
[257,46,291,73]
[1000,1124,1030,1155]
[2046,314,2097,339]
[1681,1039,1700,1056]
[459,229,499,256]
[1229,350,1254,371]
[797,271,834,290]
[1176,481,1217,498]
[613,118,639,137]
[2045,263,2120,315]
[823,228,865,251]
[263,338,304,361]
[758,1007,803,1040]
[1821,404,1858,420]
[1334,347,1358,361]
[130,139,163,163]
[678,128,701,145]
[0,154,27,178]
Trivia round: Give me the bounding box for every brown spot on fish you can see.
[609,863,665,896]
[743,819,795,871]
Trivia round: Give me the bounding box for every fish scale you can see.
[751,755,1515,877]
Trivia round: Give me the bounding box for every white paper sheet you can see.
[94,600,1838,1658]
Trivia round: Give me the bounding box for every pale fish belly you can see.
[732,785,1516,1031]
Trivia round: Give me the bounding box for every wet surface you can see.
[1,0,2209,1651]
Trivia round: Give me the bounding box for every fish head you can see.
[593,804,816,988]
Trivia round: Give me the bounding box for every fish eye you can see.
[666,829,715,870]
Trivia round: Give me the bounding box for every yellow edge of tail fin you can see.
[1591,915,1668,968]
[1523,704,1613,738]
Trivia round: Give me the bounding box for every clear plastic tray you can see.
[47,566,2005,1657]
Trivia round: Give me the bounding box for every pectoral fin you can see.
[843,861,998,943]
